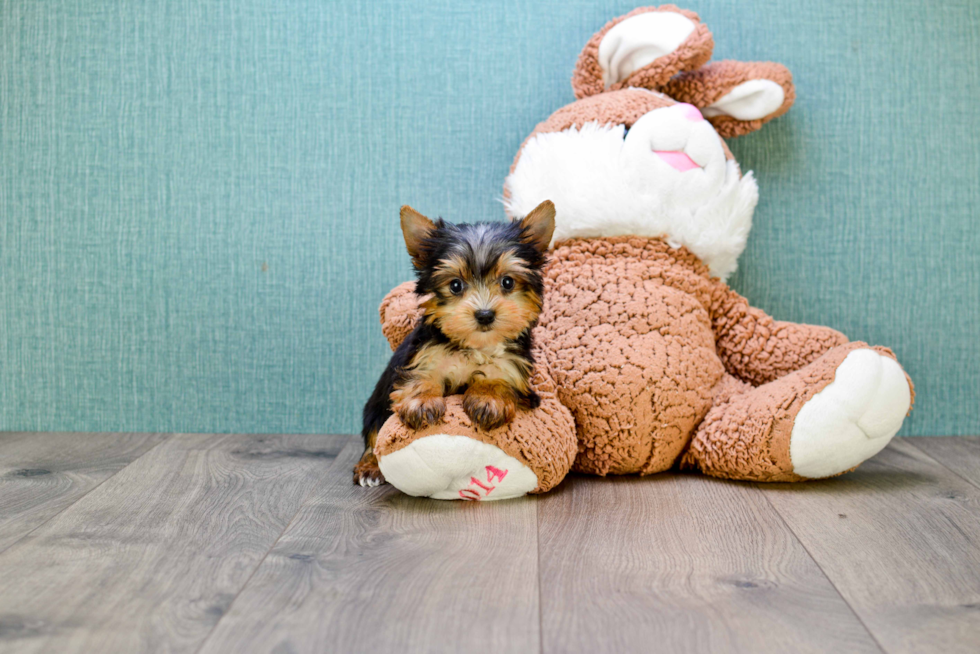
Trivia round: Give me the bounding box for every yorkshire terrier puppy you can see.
[354,200,556,487]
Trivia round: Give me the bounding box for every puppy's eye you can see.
[500,276,515,291]
[449,279,464,295]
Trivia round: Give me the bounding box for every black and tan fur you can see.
[354,201,556,487]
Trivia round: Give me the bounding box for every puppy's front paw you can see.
[463,391,516,431]
[395,395,446,430]
[353,452,386,487]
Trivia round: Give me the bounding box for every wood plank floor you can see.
[0,433,977,653]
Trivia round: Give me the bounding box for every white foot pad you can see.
[378,434,538,501]
[791,349,912,478]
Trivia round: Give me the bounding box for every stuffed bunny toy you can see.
[371,5,913,500]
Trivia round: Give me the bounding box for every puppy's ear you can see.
[519,200,556,253]
[400,205,437,267]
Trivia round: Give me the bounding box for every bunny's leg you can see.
[682,343,913,481]
[375,380,577,500]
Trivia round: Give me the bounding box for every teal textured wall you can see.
[1,0,977,436]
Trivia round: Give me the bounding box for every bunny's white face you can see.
[504,98,759,281]
[620,102,733,208]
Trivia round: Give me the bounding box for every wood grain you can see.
[0,432,347,654]
[3,432,979,654]
[762,439,980,654]
[0,431,167,553]
[198,441,540,654]
[536,472,879,654]
[905,436,980,489]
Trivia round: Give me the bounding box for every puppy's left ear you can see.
[519,200,556,253]
[401,205,437,268]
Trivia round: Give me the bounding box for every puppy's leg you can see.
[353,429,385,487]
[517,388,541,410]
[391,378,446,431]
[463,379,518,431]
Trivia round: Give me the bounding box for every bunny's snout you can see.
[678,103,704,122]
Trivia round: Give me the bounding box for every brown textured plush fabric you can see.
[709,282,849,386]
[662,61,796,137]
[378,281,421,351]
[539,237,724,475]
[529,89,673,139]
[373,236,888,486]
[571,5,714,99]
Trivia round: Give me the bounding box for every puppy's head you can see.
[400,200,555,349]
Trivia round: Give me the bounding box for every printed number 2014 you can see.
[459,465,509,501]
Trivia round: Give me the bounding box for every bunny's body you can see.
[370,6,914,500]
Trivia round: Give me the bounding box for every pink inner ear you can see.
[655,150,701,172]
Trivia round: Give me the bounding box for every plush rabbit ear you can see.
[572,5,714,99]
[661,61,795,138]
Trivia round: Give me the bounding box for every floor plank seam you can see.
[191,436,358,654]
[753,484,889,654]
[534,496,544,654]
[0,433,173,557]
[902,438,980,493]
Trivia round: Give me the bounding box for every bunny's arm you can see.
[709,280,849,387]
[378,281,423,351]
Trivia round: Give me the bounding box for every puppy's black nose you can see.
[474,309,496,326]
